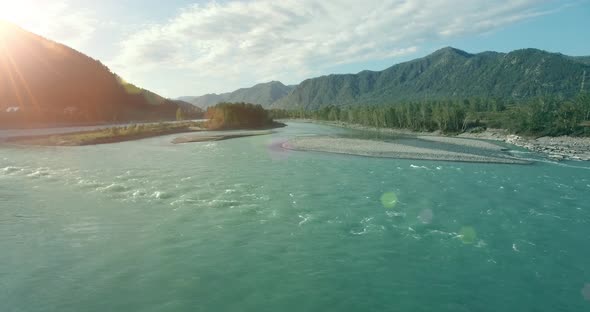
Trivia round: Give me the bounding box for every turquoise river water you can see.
[1,122,590,311]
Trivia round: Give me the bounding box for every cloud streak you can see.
[113,0,552,95]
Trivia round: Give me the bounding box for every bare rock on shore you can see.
[459,129,590,161]
[497,134,590,161]
[297,120,590,162]
[525,136,590,161]
[457,128,509,141]
[283,136,529,164]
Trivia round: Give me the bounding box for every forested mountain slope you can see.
[179,81,295,108]
[272,47,589,110]
[0,21,198,127]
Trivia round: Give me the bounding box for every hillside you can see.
[0,21,199,128]
[180,81,295,108]
[272,47,590,110]
[115,77,202,117]
[568,56,590,66]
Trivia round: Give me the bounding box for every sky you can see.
[0,0,589,98]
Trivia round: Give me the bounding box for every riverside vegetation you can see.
[270,94,590,137]
[6,103,284,146]
[205,102,285,130]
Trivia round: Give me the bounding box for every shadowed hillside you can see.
[0,21,201,128]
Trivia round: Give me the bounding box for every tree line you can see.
[205,102,274,129]
[270,94,590,136]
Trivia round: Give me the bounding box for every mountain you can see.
[567,56,590,66]
[0,21,199,128]
[180,81,295,108]
[114,77,202,116]
[272,47,590,110]
[179,93,225,109]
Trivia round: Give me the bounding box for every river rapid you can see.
[1,122,590,311]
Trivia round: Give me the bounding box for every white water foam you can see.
[385,210,406,218]
[97,183,128,193]
[151,191,172,199]
[1,166,22,174]
[298,214,311,226]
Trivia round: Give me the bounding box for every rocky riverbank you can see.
[4,122,282,147]
[3,122,204,146]
[288,120,589,162]
[458,130,590,161]
[504,135,590,161]
[283,136,530,164]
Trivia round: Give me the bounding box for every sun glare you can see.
[0,1,32,28]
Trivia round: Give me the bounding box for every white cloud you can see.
[0,0,97,50]
[113,0,552,95]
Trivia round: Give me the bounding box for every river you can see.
[1,122,589,311]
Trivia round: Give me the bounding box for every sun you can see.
[0,1,33,26]
[0,20,15,37]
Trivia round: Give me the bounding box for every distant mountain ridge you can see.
[271,47,590,110]
[179,81,295,108]
[567,56,590,65]
[0,21,200,128]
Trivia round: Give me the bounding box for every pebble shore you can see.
[459,130,590,161]
[283,136,530,164]
[289,120,589,162]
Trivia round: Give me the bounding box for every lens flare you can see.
[459,226,477,244]
[0,2,35,28]
[380,192,398,208]
[118,78,142,95]
[582,284,590,301]
[418,208,434,224]
[267,138,290,161]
